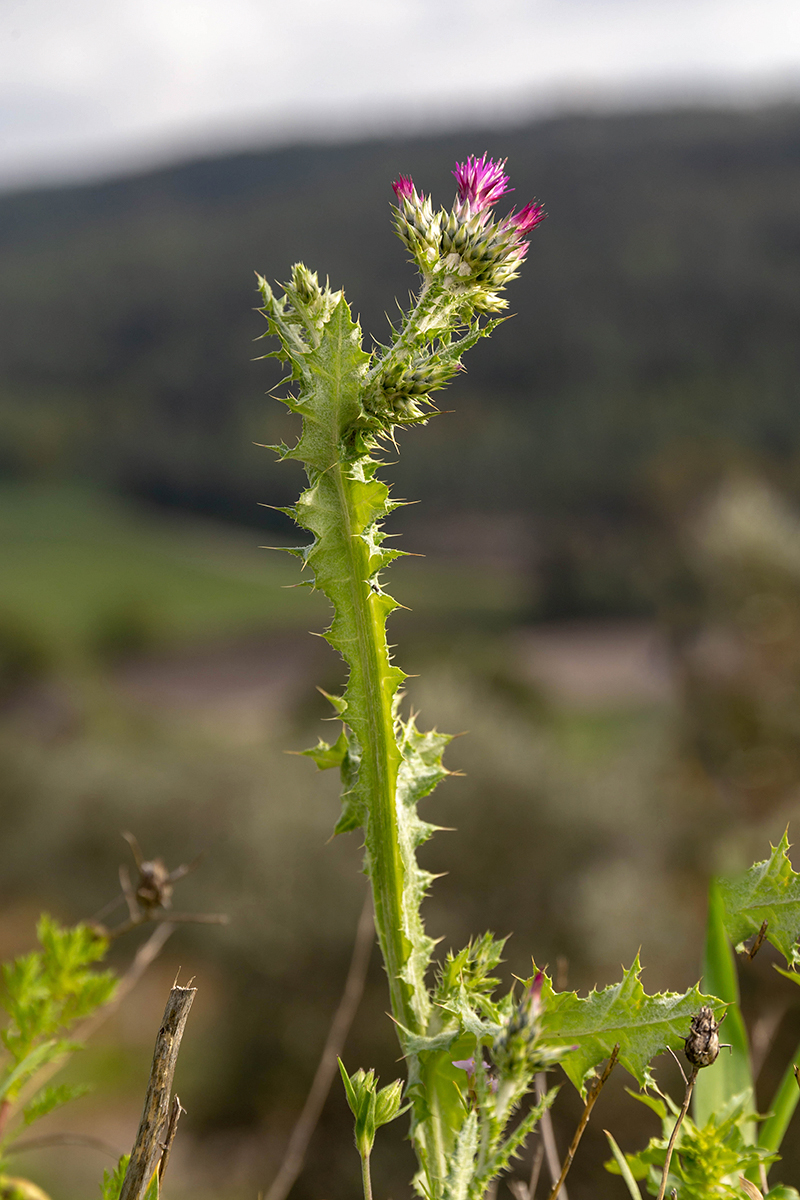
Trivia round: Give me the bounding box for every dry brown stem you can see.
[655,1066,698,1200]
[158,1094,185,1183]
[535,1075,566,1200]
[119,984,196,1200]
[745,921,769,961]
[264,892,374,1200]
[546,1045,619,1200]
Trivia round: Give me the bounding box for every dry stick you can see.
[264,892,375,1200]
[745,920,769,961]
[655,1066,699,1200]
[158,1094,186,1183]
[15,922,176,1112]
[546,1045,619,1200]
[528,1140,545,1200]
[119,984,196,1200]
[509,1141,545,1200]
[535,1075,566,1200]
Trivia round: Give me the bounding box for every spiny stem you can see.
[656,1067,698,1200]
[546,1045,619,1200]
[331,462,415,1034]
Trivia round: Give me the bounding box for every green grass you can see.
[0,483,525,664]
[0,483,327,661]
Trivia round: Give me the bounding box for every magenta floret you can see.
[508,200,546,234]
[392,175,416,201]
[453,154,511,211]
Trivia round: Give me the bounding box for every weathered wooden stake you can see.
[119,984,196,1200]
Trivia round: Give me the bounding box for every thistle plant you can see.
[255,156,752,1200]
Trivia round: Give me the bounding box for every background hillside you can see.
[2,104,800,617]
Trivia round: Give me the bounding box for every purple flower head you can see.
[453,154,511,212]
[392,175,416,202]
[507,200,546,235]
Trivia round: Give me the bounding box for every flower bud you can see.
[338,1059,405,1159]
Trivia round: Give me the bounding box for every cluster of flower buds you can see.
[261,262,344,355]
[392,154,545,312]
[492,973,569,1079]
[370,351,460,424]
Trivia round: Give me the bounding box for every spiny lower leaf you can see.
[719,831,800,968]
[442,1110,478,1200]
[535,956,724,1095]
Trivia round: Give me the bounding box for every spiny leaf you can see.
[302,729,349,771]
[535,957,724,1095]
[719,831,800,968]
[441,1110,478,1200]
[471,1086,559,1198]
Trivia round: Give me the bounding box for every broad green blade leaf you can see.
[719,831,800,967]
[693,879,753,1133]
[758,1037,800,1153]
[537,956,722,1095]
[604,1130,644,1199]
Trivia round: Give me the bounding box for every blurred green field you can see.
[0,484,525,666]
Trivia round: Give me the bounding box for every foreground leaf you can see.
[719,831,800,968]
[536,956,723,1095]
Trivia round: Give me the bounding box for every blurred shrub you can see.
[0,610,52,701]
[87,598,159,665]
[668,477,800,826]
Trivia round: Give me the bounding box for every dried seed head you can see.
[684,1005,720,1067]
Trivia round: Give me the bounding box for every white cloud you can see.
[0,0,798,189]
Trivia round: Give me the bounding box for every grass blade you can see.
[758,1039,800,1152]
[693,880,754,1136]
[603,1130,643,1200]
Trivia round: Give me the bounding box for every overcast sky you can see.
[1,0,799,191]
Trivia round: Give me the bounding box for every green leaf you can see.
[719,831,800,967]
[441,1110,477,1200]
[100,1156,128,1200]
[473,1086,559,1196]
[301,729,349,770]
[0,1040,59,1101]
[536,957,723,1095]
[693,879,754,1134]
[758,1038,800,1153]
[23,1081,90,1125]
[604,1130,644,1199]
